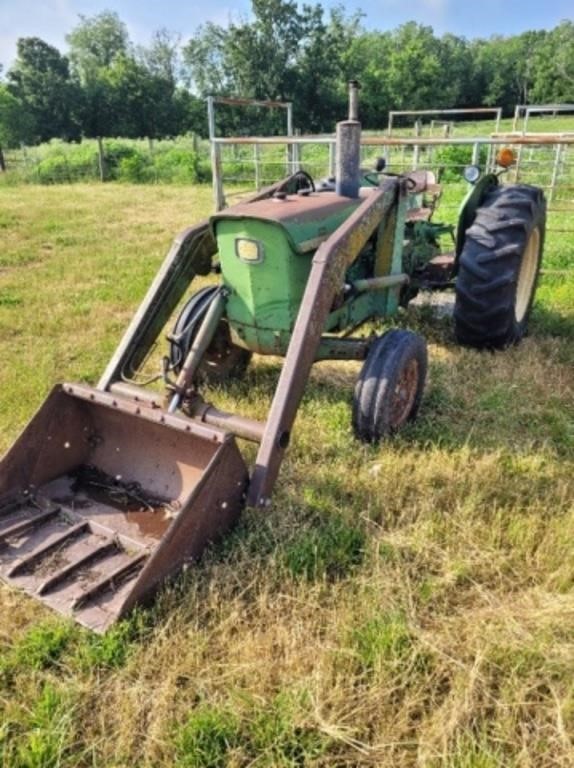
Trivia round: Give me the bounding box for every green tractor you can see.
[0,83,546,631]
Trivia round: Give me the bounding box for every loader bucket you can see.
[0,384,247,632]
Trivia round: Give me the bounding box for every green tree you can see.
[68,14,183,141]
[183,0,362,134]
[7,37,81,143]
[530,21,574,103]
[0,85,35,169]
[473,31,546,112]
[103,53,179,139]
[182,22,231,96]
[0,85,33,147]
[296,7,362,131]
[383,23,445,111]
[345,31,393,126]
[66,12,130,140]
[139,28,180,86]
[438,34,476,107]
[345,23,461,127]
[66,11,130,80]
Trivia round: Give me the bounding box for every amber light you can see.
[496,147,516,168]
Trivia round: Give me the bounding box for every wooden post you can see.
[0,145,5,172]
[471,141,480,166]
[286,102,293,175]
[413,120,421,170]
[292,130,300,173]
[97,137,106,182]
[254,143,261,190]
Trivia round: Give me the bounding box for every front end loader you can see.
[0,83,546,631]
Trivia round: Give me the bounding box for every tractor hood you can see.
[210,190,365,255]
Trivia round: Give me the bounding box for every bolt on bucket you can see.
[0,384,247,632]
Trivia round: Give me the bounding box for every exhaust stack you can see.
[335,80,362,199]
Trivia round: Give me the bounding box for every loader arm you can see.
[248,177,401,507]
[99,181,291,391]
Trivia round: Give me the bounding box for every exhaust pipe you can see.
[335,80,362,199]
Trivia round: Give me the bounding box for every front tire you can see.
[352,330,428,443]
[454,184,546,349]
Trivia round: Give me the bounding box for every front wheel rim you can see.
[515,227,540,323]
[390,359,419,428]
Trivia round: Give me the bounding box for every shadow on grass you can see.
[530,304,574,341]
[72,308,572,637]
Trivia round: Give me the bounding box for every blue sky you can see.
[1,0,572,69]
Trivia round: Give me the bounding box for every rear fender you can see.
[455,173,499,266]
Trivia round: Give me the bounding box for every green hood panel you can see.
[210,191,361,254]
[211,190,367,354]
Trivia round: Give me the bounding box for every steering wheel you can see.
[278,170,316,195]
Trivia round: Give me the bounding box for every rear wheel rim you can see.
[515,226,540,323]
[390,359,419,428]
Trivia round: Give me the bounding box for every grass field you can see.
[0,183,573,767]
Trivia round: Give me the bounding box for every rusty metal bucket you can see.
[0,384,247,632]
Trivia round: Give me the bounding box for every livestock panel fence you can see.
[210,133,574,248]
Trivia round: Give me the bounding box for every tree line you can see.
[0,4,573,151]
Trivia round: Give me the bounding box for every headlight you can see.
[463,165,481,184]
[235,238,264,264]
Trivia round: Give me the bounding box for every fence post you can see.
[0,145,5,172]
[412,120,421,170]
[292,130,300,173]
[254,143,261,189]
[471,141,480,166]
[550,143,563,203]
[97,137,106,182]
[286,102,293,175]
[208,96,225,211]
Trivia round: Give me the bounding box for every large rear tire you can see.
[454,184,546,349]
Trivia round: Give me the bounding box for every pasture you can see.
[0,183,573,767]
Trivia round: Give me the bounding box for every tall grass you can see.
[0,184,572,766]
[2,114,573,188]
[1,137,211,185]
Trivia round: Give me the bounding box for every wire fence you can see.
[210,134,574,242]
[2,133,573,243]
[1,136,209,185]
